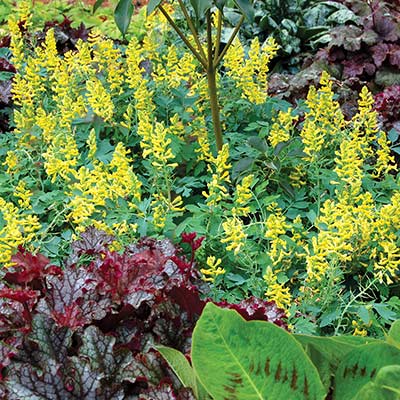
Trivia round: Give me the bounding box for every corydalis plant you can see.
[95,0,255,151]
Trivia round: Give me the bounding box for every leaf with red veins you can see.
[216,296,288,328]
[0,337,22,381]
[5,247,61,286]
[29,315,72,366]
[71,226,114,257]
[39,267,110,329]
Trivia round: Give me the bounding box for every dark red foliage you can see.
[216,296,288,329]
[0,229,287,398]
[40,16,90,54]
[374,85,400,122]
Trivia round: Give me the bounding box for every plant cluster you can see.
[0,0,400,337]
[0,228,286,399]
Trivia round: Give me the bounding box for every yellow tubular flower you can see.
[200,256,225,283]
[221,217,247,254]
[0,198,40,265]
[232,174,254,216]
[224,37,279,104]
[14,181,33,209]
[86,78,114,122]
[263,266,291,310]
[374,131,396,177]
[269,108,298,148]
[202,144,231,206]
[3,151,18,174]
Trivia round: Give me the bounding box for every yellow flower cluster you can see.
[265,206,292,267]
[263,266,292,310]
[301,72,345,162]
[232,174,253,216]
[224,37,279,104]
[201,256,225,283]
[202,144,231,206]
[66,142,142,230]
[220,216,247,255]
[268,108,298,148]
[0,198,40,265]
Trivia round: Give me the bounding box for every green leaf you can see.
[353,365,400,400]
[189,0,212,19]
[92,0,106,14]
[114,0,134,37]
[192,303,326,400]
[233,0,254,21]
[156,345,197,394]
[334,343,400,400]
[294,334,378,392]
[147,0,163,15]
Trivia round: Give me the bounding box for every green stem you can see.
[177,0,207,62]
[214,15,244,68]
[206,10,223,151]
[158,5,207,70]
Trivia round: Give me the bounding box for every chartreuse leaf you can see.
[190,0,212,19]
[334,342,400,400]
[233,0,254,22]
[114,0,134,37]
[192,303,326,400]
[147,0,163,15]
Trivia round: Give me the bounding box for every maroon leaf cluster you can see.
[321,0,400,82]
[40,16,90,54]
[0,228,287,399]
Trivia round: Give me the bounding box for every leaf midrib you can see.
[211,312,264,399]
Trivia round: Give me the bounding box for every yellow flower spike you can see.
[86,77,114,122]
[232,174,254,217]
[14,180,33,210]
[224,37,278,104]
[3,151,18,174]
[263,266,292,310]
[221,217,247,254]
[0,198,41,265]
[269,108,298,148]
[200,256,225,283]
[202,144,231,206]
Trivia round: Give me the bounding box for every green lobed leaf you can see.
[334,342,400,400]
[114,0,134,37]
[192,303,326,400]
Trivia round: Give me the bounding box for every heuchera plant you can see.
[0,228,287,399]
